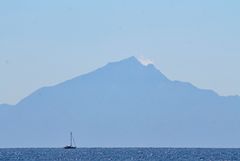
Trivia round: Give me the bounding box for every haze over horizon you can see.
[1,0,240,104]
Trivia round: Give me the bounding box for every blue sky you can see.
[1,0,240,104]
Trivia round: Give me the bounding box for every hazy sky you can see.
[1,0,240,104]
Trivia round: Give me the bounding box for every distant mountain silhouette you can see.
[1,56,240,148]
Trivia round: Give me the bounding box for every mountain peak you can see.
[90,56,169,84]
[125,56,138,61]
[105,56,158,72]
[109,56,154,67]
[117,56,141,65]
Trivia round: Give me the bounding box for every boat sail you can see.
[64,132,77,149]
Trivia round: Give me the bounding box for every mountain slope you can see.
[0,57,240,148]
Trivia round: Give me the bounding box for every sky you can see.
[0,0,240,105]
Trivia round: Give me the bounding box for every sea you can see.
[0,148,240,161]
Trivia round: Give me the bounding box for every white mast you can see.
[70,132,73,146]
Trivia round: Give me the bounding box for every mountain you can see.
[1,56,240,148]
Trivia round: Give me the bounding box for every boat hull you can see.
[64,146,77,149]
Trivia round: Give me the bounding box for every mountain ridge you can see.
[1,56,226,107]
[0,56,240,148]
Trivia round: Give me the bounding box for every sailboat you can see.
[64,132,77,149]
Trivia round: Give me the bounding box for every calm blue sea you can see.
[0,148,240,161]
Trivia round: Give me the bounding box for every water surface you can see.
[0,148,240,161]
